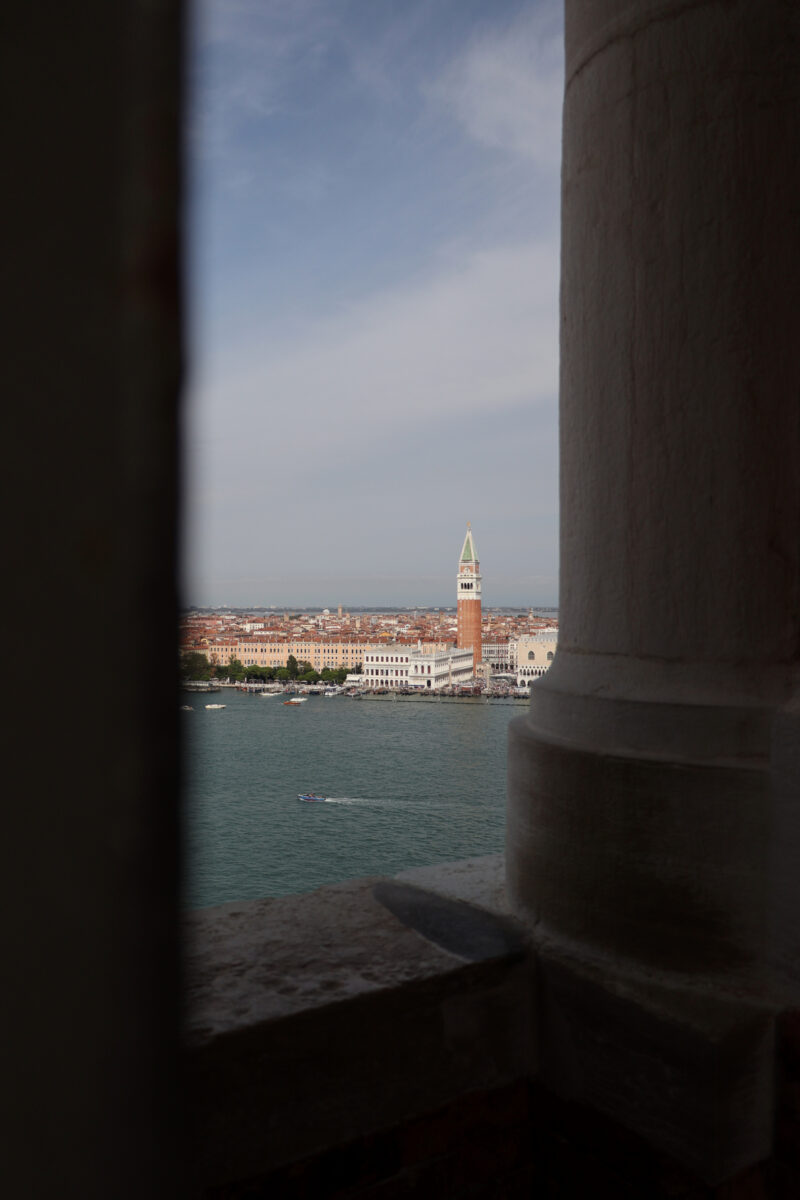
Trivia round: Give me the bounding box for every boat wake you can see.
[298,795,392,807]
[296,792,449,809]
[319,796,370,805]
[318,796,435,809]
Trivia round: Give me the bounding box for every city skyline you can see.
[184,0,562,608]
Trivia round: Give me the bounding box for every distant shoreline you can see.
[182,605,559,616]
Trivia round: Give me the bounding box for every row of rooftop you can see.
[180,606,558,654]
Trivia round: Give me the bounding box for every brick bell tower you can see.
[456,523,482,674]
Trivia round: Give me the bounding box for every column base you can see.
[534,943,775,1185]
[506,653,780,978]
[505,653,789,1181]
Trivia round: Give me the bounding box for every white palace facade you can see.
[514,632,558,686]
[361,644,474,691]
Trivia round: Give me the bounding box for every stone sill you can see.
[185,854,783,1193]
[185,856,535,1189]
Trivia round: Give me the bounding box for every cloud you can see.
[193,236,559,463]
[184,3,564,606]
[428,3,563,169]
[189,0,334,158]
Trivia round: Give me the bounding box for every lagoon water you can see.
[184,689,527,910]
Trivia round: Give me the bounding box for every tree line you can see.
[180,651,360,687]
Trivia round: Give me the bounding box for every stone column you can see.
[507,0,800,1180]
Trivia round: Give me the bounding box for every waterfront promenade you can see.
[187,681,532,702]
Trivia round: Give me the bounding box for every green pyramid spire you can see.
[460,524,478,563]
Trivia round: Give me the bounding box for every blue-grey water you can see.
[183,689,527,909]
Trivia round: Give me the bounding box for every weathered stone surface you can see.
[186,877,464,1041]
[395,854,508,914]
[186,871,535,1188]
[536,949,776,1183]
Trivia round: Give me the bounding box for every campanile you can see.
[456,523,482,673]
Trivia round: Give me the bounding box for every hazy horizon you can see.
[181,600,560,613]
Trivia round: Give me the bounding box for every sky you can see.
[184,0,563,608]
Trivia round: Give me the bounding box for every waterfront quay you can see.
[352,690,529,703]
[214,681,532,702]
[181,606,557,691]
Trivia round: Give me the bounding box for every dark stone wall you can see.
[1,5,184,1196]
[202,1051,800,1200]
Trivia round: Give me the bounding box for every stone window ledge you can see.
[185,854,786,1193]
[185,855,536,1190]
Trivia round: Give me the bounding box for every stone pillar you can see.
[507,0,800,1181]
